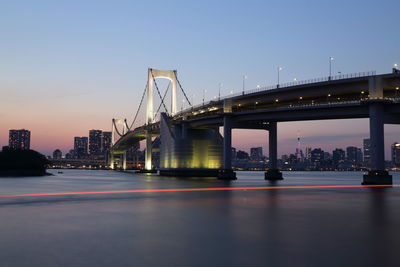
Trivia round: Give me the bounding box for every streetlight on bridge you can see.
[329,57,334,80]
[219,83,223,100]
[242,75,247,95]
[327,93,331,103]
[393,63,399,74]
[277,67,283,88]
[203,89,207,106]
[361,91,365,100]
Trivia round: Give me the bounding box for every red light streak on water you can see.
[0,184,399,198]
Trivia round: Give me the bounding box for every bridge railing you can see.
[226,71,376,98]
[175,70,376,116]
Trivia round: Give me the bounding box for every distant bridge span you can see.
[111,69,400,184]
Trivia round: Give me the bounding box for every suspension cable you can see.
[151,69,170,115]
[174,71,192,107]
[112,119,125,137]
[154,82,171,121]
[124,119,130,134]
[128,83,148,130]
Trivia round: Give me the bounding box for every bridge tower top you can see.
[147,68,177,124]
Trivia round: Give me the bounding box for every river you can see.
[0,170,399,267]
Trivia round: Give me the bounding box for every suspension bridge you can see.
[110,68,400,184]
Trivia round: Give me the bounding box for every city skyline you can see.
[3,124,400,160]
[1,0,399,158]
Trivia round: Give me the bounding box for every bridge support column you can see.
[145,131,152,171]
[363,102,392,185]
[218,116,236,180]
[122,152,127,171]
[109,153,114,169]
[265,121,283,180]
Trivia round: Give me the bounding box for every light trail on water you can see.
[0,184,399,198]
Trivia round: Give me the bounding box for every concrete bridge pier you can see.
[145,132,152,170]
[108,153,114,169]
[139,131,157,173]
[122,151,127,171]
[218,116,237,180]
[363,102,392,185]
[265,121,283,180]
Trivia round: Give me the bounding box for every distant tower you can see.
[295,131,303,160]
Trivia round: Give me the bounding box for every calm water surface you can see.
[1,170,400,267]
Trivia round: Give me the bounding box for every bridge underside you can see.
[186,102,400,128]
[111,129,159,154]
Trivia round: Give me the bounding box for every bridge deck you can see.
[112,72,400,153]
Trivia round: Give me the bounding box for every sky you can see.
[1,0,400,158]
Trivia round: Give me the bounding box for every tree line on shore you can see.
[0,148,49,176]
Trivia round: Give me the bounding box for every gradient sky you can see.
[1,0,400,158]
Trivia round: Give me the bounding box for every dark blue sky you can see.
[1,0,399,157]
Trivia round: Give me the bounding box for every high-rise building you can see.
[324,152,332,160]
[346,146,358,163]
[65,149,75,159]
[250,147,263,161]
[231,147,237,160]
[89,130,102,155]
[53,149,62,159]
[8,129,31,150]
[356,148,363,164]
[74,137,88,158]
[332,148,345,165]
[310,148,324,164]
[363,139,371,165]
[236,150,249,160]
[102,131,112,153]
[391,142,400,166]
[305,147,312,159]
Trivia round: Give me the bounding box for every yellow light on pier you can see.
[145,158,152,170]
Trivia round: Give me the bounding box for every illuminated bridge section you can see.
[174,71,400,125]
[110,70,400,183]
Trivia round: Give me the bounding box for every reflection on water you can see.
[0,170,400,267]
